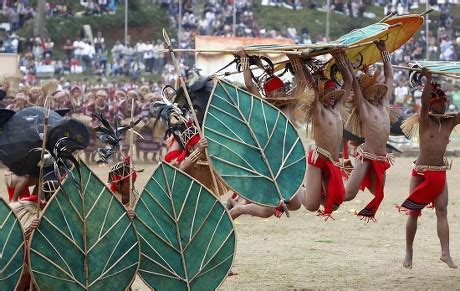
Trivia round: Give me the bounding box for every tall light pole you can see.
[425,0,429,60]
[326,0,330,40]
[233,0,237,36]
[178,0,182,47]
[124,0,128,44]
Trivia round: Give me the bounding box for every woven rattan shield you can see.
[134,161,236,291]
[28,161,140,290]
[0,198,25,290]
[203,79,306,207]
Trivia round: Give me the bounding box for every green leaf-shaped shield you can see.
[134,162,235,291]
[29,162,140,290]
[0,199,25,290]
[203,79,306,207]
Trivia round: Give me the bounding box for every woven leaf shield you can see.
[203,79,306,207]
[29,161,140,290]
[134,162,235,291]
[0,199,25,290]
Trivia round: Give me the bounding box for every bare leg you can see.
[434,183,457,268]
[230,203,275,219]
[404,175,422,269]
[344,160,370,201]
[302,164,322,212]
[287,192,302,211]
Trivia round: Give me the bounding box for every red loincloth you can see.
[308,148,345,217]
[397,169,446,217]
[7,186,30,202]
[356,157,391,220]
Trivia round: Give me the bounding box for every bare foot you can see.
[440,254,458,269]
[229,204,241,220]
[403,250,413,269]
[226,198,238,210]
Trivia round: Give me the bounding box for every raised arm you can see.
[331,50,352,106]
[374,40,393,105]
[287,54,307,95]
[346,58,368,119]
[236,48,261,97]
[419,68,432,125]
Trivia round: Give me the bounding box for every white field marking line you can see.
[199,210,226,270]
[150,175,169,199]
[96,262,139,282]
[188,187,202,243]
[138,269,184,281]
[138,193,176,247]
[0,210,12,228]
[89,241,139,287]
[85,185,106,219]
[263,111,280,151]
[184,200,220,251]
[161,165,190,286]
[0,265,22,280]
[0,241,24,273]
[54,195,77,244]
[33,228,78,278]
[177,181,194,221]
[0,215,15,259]
[30,248,81,285]
[195,228,234,277]
[211,156,272,181]
[95,222,133,279]
[137,218,180,252]
[190,253,233,283]
[142,188,175,222]
[207,111,246,143]
[206,136,258,172]
[41,216,84,254]
[139,233,182,278]
[97,195,114,240]
[88,213,126,253]
[274,137,302,180]
[30,269,83,285]
[204,126,259,150]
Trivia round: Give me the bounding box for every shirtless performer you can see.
[108,157,139,219]
[344,40,394,221]
[301,50,352,218]
[398,69,457,269]
[227,48,310,219]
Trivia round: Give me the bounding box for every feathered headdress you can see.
[92,114,141,163]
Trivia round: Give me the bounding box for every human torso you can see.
[361,102,390,155]
[417,115,455,166]
[313,104,343,160]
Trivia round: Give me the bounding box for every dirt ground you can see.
[2,157,460,289]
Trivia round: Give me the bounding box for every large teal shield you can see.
[0,198,25,290]
[29,162,140,290]
[203,79,306,207]
[134,162,235,291]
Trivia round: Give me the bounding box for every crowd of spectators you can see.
[0,0,459,113]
